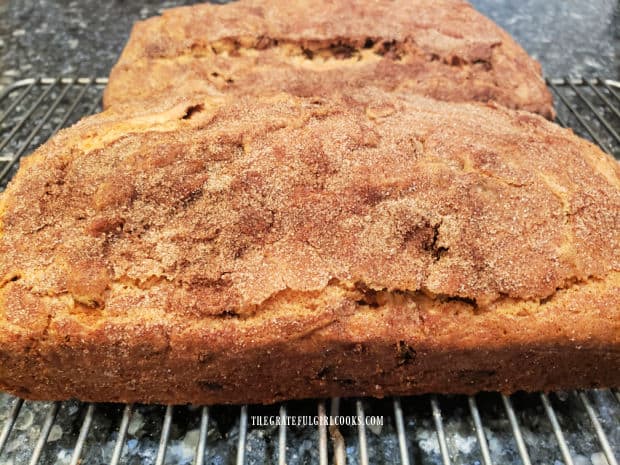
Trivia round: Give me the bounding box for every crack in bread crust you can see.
[127,35,498,65]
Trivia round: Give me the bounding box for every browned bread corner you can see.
[0,89,617,404]
[103,0,555,119]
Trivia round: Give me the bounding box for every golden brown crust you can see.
[0,90,618,403]
[103,0,555,118]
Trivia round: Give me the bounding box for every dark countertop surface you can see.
[0,0,618,86]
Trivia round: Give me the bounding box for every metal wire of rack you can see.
[0,77,618,465]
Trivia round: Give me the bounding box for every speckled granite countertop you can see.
[0,0,618,86]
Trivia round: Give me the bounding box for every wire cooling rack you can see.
[0,77,618,465]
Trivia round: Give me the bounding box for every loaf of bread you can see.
[103,0,555,119]
[0,89,617,404]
